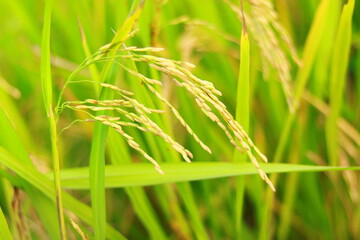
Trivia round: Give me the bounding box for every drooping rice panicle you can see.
[58,29,274,188]
[111,50,274,188]
[105,60,213,154]
[63,94,195,165]
[100,117,165,175]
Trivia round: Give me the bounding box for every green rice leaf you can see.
[40,0,67,238]
[55,162,360,190]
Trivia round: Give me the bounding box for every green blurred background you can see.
[0,0,359,239]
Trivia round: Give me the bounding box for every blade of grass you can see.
[51,162,360,189]
[277,121,302,240]
[325,1,354,237]
[311,1,340,97]
[40,0,66,238]
[234,20,250,237]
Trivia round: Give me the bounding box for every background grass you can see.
[0,0,359,239]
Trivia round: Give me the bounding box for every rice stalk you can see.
[40,0,66,238]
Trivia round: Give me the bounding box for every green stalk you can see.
[325,1,354,237]
[277,121,302,240]
[40,0,66,238]
[234,27,250,237]
[89,122,108,240]
[326,0,354,166]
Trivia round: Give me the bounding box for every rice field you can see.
[0,0,359,239]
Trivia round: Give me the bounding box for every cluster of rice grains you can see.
[59,45,275,191]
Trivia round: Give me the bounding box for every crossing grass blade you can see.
[1,145,359,192]
[50,163,360,189]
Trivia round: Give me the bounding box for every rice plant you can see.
[0,0,359,239]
